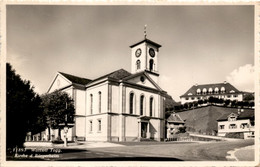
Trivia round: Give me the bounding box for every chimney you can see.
[224,81,227,84]
[195,83,198,86]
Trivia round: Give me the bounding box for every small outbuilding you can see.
[166,113,185,138]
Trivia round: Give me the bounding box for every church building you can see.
[46,35,167,142]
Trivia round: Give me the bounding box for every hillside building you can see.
[217,110,255,139]
[166,113,185,139]
[180,82,243,104]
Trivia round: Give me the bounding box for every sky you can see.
[6,5,254,101]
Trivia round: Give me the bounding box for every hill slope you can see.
[177,105,254,135]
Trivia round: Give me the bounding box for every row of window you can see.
[130,93,154,116]
[185,94,238,100]
[89,119,102,132]
[219,123,249,129]
[136,59,154,71]
[89,92,155,116]
[196,87,226,94]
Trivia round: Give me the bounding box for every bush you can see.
[178,126,186,133]
[225,132,244,139]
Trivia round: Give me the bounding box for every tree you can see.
[208,96,214,104]
[198,100,203,106]
[249,101,254,108]
[224,99,231,106]
[6,63,43,149]
[40,91,75,141]
[231,100,237,107]
[243,93,254,102]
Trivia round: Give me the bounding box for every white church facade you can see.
[46,37,167,142]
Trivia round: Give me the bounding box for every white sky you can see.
[6,5,254,101]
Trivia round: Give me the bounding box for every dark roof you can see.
[129,38,161,48]
[89,69,132,83]
[167,113,185,123]
[180,82,241,97]
[217,109,254,121]
[59,72,92,85]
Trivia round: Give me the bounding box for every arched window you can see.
[90,94,93,114]
[209,88,213,94]
[136,60,141,70]
[221,87,225,93]
[202,88,207,95]
[197,89,201,95]
[214,87,219,94]
[149,59,154,71]
[129,93,134,114]
[150,97,153,116]
[98,91,101,113]
[140,95,145,115]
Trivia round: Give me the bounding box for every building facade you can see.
[166,113,185,139]
[217,110,255,139]
[180,82,243,104]
[46,37,167,142]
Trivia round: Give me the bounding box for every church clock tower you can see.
[129,26,161,83]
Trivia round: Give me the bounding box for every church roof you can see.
[180,82,241,97]
[59,72,92,85]
[167,113,185,123]
[89,69,132,83]
[129,38,162,48]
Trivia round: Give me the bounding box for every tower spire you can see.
[144,24,147,39]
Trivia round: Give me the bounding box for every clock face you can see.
[149,48,155,57]
[135,48,142,57]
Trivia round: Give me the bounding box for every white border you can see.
[1,1,259,167]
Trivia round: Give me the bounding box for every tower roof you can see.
[129,38,162,48]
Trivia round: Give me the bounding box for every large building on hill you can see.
[45,36,167,142]
[180,82,243,104]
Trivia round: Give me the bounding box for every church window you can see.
[89,120,93,132]
[140,95,145,115]
[98,119,101,132]
[90,94,93,115]
[149,59,154,71]
[130,93,134,114]
[150,97,153,116]
[98,91,101,113]
[136,60,141,70]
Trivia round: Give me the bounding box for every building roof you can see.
[59,72,92,85]
[180,82,241,97]
[167,113,185,123]
[89,68,132,83]
[129,38,162,48]
[217,109,254,121]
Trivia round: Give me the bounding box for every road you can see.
[54,139,254,161]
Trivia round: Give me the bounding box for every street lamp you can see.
[58,102,74,147]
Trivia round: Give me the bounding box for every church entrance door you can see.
[141,122,148,138]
